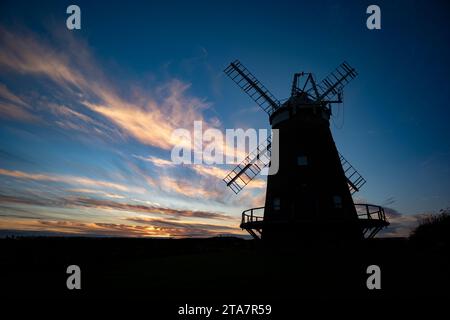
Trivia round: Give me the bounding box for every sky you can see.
[0,0,449,238]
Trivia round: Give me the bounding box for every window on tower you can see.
[333,195,343,209]
[297,155,308,166]
[273,197,281,210]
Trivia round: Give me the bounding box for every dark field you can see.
[1,236,449,306]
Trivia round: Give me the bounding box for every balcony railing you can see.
[240,203,389,240]
[354,203,387,222]
[241,207,265,226]
[242,204,387,224]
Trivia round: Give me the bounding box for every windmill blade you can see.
[339,152,366,194]
[224,60,280,116]
[223,136,272,194]
[314,62,358,102]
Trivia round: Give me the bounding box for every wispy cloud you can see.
[127,217,240,237]
[67,189,126,199]
[0,26,259,168]
[159,175,221,199]
[379,207,427,238]
[191,164,229,179]
[0,25,264,180]
[0,83,37,122]
[133,154,175,167]
[0,28,87,88]
[353,196,430,238]
[0,193,232,220]
[0,217,242,238]
[0,101,37,122]
[0,168,142,193]
[134,154,266,190]
[0,218,158,237]
[0,83,27,106]
[82,80,211,150]
[71,197,231,220]
[192,163,266,190]
[0,26,217,152]
[0,26,251,237]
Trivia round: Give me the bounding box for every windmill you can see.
[223,60,389,242]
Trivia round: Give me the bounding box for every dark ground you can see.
[1,236,449,305]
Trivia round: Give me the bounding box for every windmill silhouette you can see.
[223,60,389,242]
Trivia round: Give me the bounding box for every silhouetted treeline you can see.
[410,208,450,247]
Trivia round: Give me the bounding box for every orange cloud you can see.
[133,154,266,191]
[0,101,38,122]
[0,83,27,106]
[67,189,126,199]
[0,28,88,89]
[0,218,162,237]
[0,83,38,122]
[70,197,231,220]
[0,26,262,166]
[133,155,176,167]
[0,27,218,152]
[192,164,266,190]
[83,80,211,151]
[0,193,232,220]
[191,164,229,179]
[0,168,142,193]
[159,175,221,199]
[127,217,241,236]
[0,217,243,238]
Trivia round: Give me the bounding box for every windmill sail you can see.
[223,135,272,194]
[313,61,358,102]
[339,153,366,194]
[224,60,280,116]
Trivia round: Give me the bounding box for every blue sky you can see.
[0,0,449,237]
